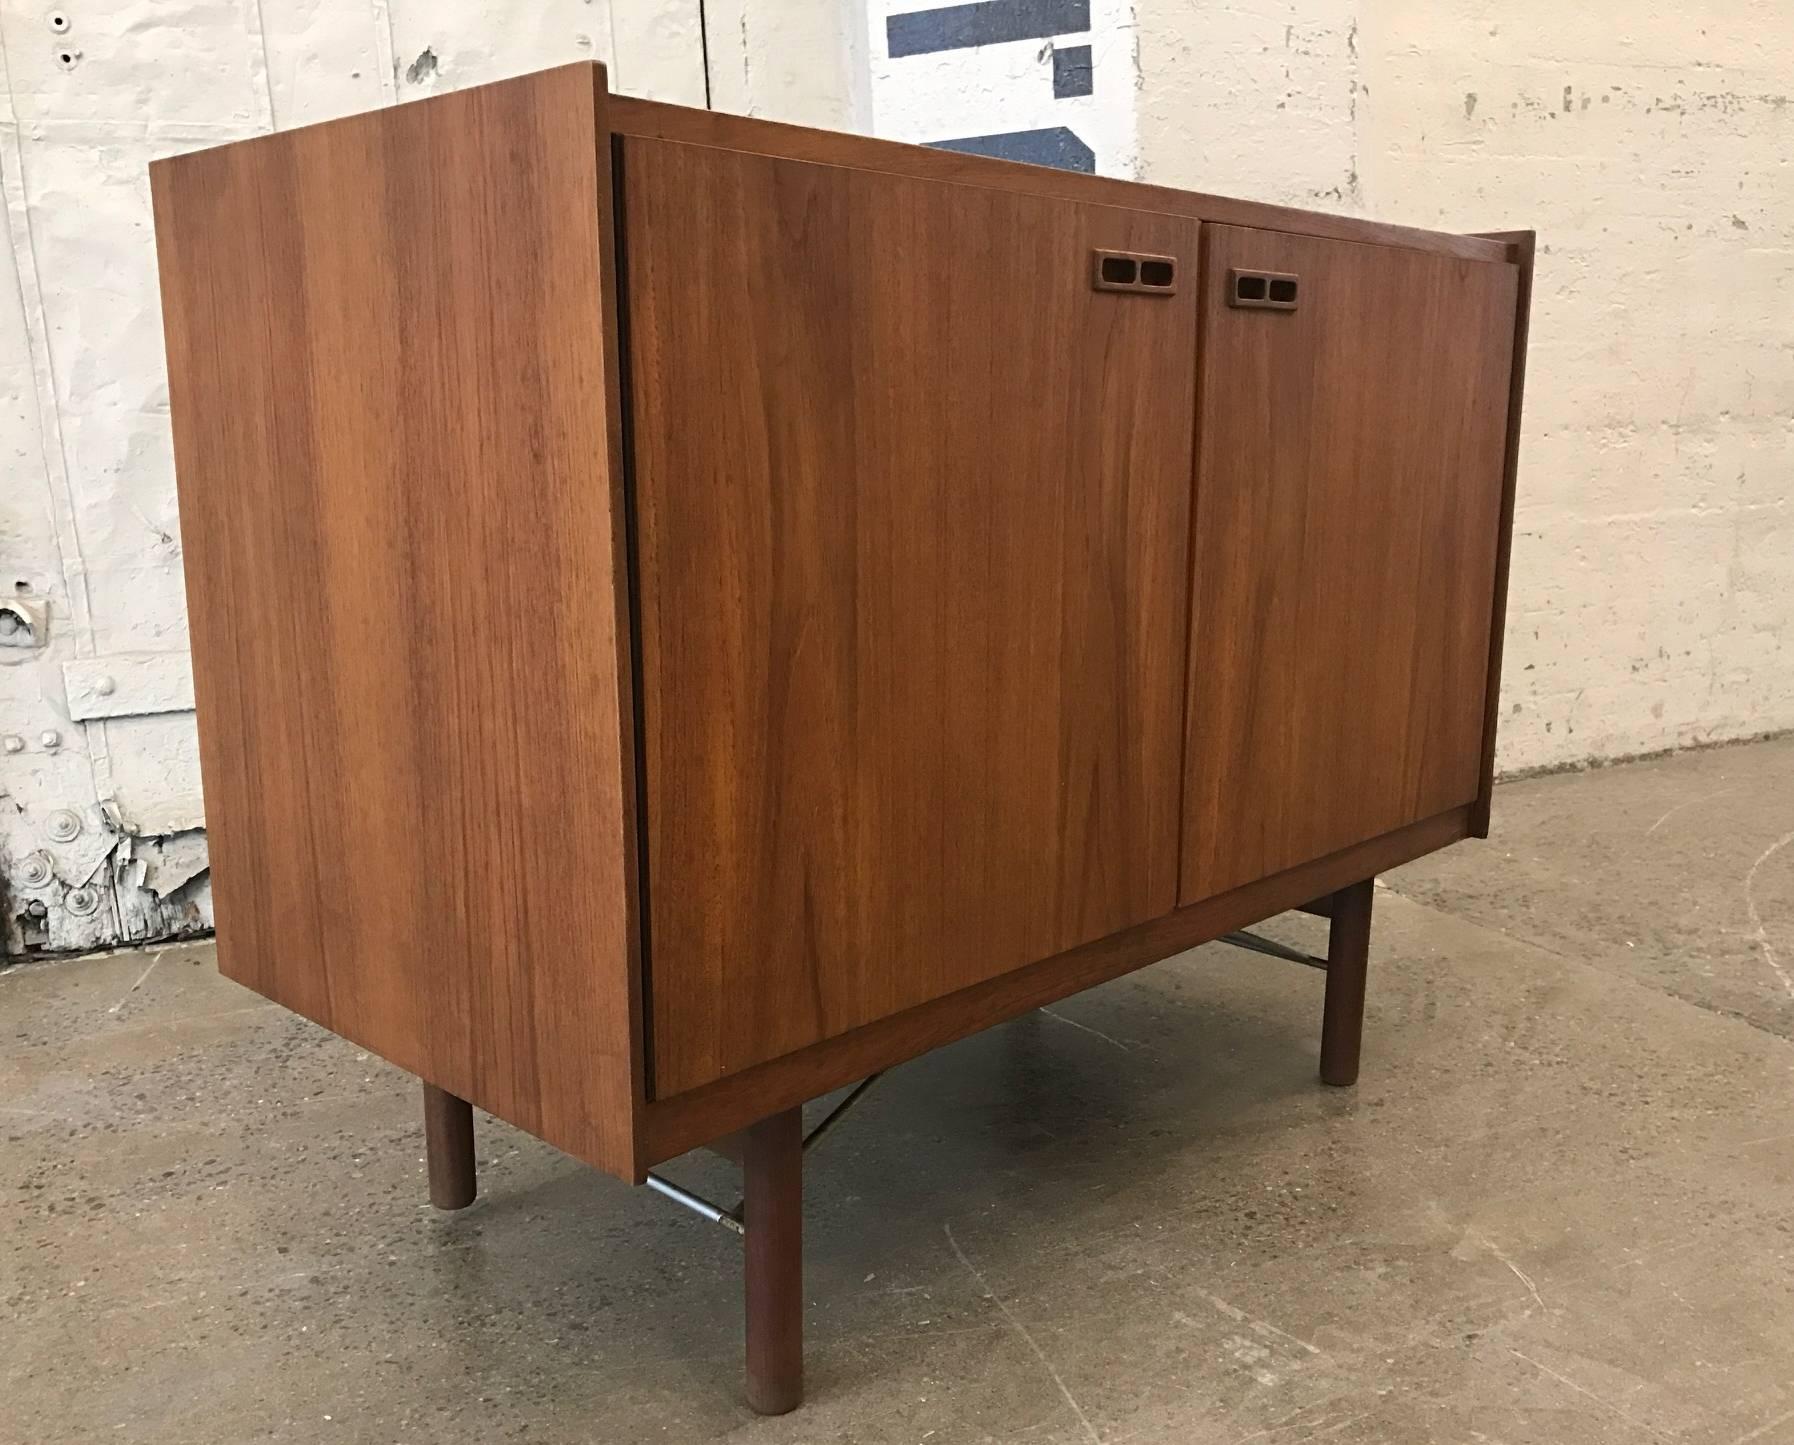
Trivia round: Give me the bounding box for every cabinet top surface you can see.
[151,62,1517,268]
[607,93,1514,265]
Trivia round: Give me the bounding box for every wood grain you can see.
[1180,224,1518,903]
[621,137,1200,1097]
[1470,231,1536,838]
[643,806,1472,1165]
[607,96,1508,266]
[152,64,646,1180]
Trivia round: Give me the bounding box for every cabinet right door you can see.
[1181,224,1519,904]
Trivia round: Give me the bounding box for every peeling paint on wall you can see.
[0,785,210,957]
[0,0,708,963]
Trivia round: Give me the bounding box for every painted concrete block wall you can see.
[1135,0,1793,774]
[1357,0,1794,772]
[3,0,1789,956]
[1137,1,1361,207]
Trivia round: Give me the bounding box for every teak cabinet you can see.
[152,62,1530,1415]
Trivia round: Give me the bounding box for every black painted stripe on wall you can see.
[927,127,1095,172]
[1052,43,1093,98]
[887,0,1091,58]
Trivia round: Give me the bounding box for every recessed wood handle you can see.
[1094,249,1177,295]
[1228,267,1299,310]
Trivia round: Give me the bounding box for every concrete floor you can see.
[4,738,1793,1444]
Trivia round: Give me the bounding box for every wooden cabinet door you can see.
[622,138,1199,1096]
[1181,224,1518,904]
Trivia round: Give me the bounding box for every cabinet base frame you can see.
[641,806,1467,1167]
[640,1072,886,1235]
[420,884,1385,1413]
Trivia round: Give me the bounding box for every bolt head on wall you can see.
[65,885,101,918]
[45,808,83,842]
[18,852,55,889]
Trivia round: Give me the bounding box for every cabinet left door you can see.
[621,138,1199,1096]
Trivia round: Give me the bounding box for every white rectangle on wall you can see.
[63,652,194,721]
[865,0,1139,178]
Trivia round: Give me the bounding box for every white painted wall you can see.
[3,0,1788,955]
[1138,0,1794,771]
[1358,1,1794,772]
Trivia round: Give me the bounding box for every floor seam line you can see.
[1377,883,1794,1051]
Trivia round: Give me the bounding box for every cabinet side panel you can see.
[1181,224,1517,902]
[1470,231,1535,837]
[151,63,644,1180]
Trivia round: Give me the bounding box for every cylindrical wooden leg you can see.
[422,1082,476,1210]
[1320,878,1375,1087]
[743,1106,803,1415]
